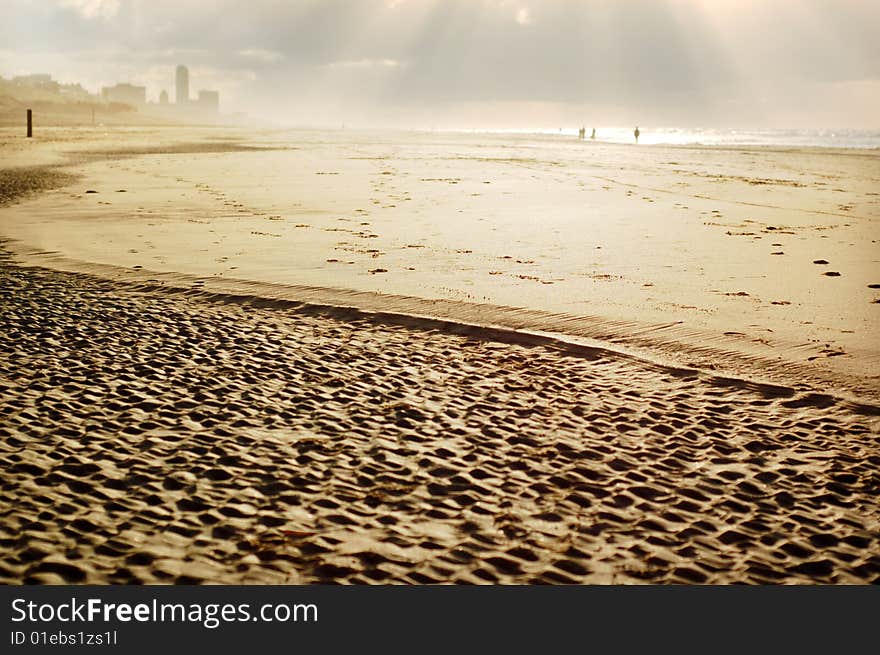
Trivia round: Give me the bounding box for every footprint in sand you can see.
[4,261,880,585]
[823,272,841,277]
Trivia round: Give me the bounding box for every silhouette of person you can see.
[591,128,596,140]
[634,126,640,144]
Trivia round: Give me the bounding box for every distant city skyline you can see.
[0,0,878,128]
[98,64,218,115]
[5,65,220,121]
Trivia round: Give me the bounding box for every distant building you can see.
[101,83,146,107]
[13,74,59,92]
[59,82,92,100]
[159,89,169,105]
[196,89,219,114]
[176,65,189,105]
[13,73,53,84]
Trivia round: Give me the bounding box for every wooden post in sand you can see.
[26,109,32,138]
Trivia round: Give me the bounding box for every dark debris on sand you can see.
[0,254,879,584]
[0,166,78,207]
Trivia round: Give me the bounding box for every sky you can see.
[1,0,879,128]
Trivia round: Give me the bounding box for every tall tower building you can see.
[175,65,189,105]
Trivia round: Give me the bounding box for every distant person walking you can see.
[591,128,596,140]
[634,126,640,144]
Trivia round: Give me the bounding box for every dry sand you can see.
[0,127,878,584]
[1,252,878,584]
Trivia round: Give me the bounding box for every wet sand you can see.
[1,252,879,584]
[1,127,879,584]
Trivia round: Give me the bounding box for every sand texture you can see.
[1,127,878,585]
[1,254,878,584]
[2,127,878,394]
[0,166,77,207]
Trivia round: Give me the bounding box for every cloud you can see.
[59,0,120,20]
[326,58,407,71]
[2,0,878,127]
[238,49,285,63]
[515,7,531,25]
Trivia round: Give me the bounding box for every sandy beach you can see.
[2,127,878,394]
[1,127,878,584]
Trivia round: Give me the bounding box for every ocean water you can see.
[447,126,880,150]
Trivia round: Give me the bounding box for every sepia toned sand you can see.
[2,126,878,396]
[1,252,879,584]
[0,127,879,584]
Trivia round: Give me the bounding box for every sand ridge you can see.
[1,254,878,584]
[9,245,879,405]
